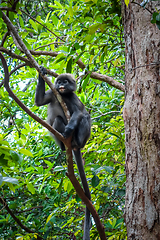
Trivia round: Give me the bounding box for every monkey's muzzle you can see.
[59,86,65,92]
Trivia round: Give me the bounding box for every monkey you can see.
[35,66,91,240]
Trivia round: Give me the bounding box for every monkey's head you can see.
[55,74,77,95]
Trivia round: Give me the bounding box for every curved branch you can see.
[0,31,10,47]
[0,47,124,92]
[0,197,43,240]
[65,146,106,240]
[90,72,125,92]
[0,63,26,88]
[0,47,32,66]
[0,7,17,12]
[2,11,70,121]
[0,51,64,143]
[0,47,58,78]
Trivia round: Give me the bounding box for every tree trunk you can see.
[122,1,160,239]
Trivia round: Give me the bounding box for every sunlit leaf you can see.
[29,19,38,32]
[124,0,130,7]
[7,182,15,192]
[27,182,35,194]
[46,212,54,224]
[66,57,73,73]
[19,148,33,157]
[2,176,19,185]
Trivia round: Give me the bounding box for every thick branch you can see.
[0,47,32,66]
[0,47,58,78]
[29,49,125,92]
[90,72,125,92]
[65,143,107,240]
[0,47,124,92]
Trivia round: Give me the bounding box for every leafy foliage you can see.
[0,0,126,239]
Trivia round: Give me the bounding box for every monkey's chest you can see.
[47,101,67,125]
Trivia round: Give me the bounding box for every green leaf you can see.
[10,151,22,163]
[124,0,130,7]
[68,6,73,17]
[151,12,159,24]
[2,176,18,185]
[0,9,2,18]
[46,212,54,224]
[67,181,73,194]
[156,14,160,23]
[19,15,24,28]
[112,218,117,228]
[54,166,65,172]
[29,19,38,32]
[66,57,73,73]
[82,74,90,92]
[91,175,100,187]
[7,182,15,192]
[156,13,160,30]
[19,148,33,157]
[156,21,160,30]
[27,182,35,194]
[89,23,99,35]
[52,14,59,26]
[54,0,63,9]
[45,12,51,22]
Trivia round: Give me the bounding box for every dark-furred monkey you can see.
[35,67,91,240]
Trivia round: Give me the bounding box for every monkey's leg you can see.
[52,116,66,151]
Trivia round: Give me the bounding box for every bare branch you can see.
[29,50,125,91]
[0,47,124,92]
[0,7,17,12]
[34,42,64,50]
[0,47,32,66]
[0,31,10,47]
[90,72,125,92]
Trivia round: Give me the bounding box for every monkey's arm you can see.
[35,67,52,106]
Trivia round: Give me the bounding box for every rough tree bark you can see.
[122,1,160,239]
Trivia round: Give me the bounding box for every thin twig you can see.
[0,197,43,240]
[21,9,65,42]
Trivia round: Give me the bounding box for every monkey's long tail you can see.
[73,149,91,240]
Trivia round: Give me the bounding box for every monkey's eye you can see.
[63,79,68,84]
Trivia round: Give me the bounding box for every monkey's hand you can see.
[63,126,73,139]
[40,66,47,75]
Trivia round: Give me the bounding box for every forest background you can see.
[0,0,159,239]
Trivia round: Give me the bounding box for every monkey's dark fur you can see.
[35,67,91,240]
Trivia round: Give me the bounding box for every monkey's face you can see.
[55,74,76,95]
